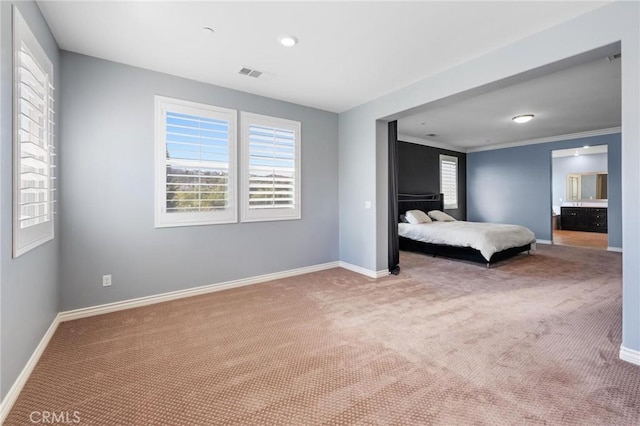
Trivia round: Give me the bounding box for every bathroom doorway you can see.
[551,145,608,250]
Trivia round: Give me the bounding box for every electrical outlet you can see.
[102,274,112,287]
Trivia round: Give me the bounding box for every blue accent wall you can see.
[467,133,621,247]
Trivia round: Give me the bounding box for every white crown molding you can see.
[619,345,640,366]
[397,134,467,153]
[0,313,62,424]
[466,127,621,153]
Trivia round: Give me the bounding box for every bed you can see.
[398,193,536,267]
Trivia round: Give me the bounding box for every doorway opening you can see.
[551,145,608,250]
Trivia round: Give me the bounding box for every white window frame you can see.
[240,112,301,222]
[439,154,458,210]
[13,8,56,257]
[154,96,237,228]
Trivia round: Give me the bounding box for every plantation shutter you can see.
[440,155,458,209]
[13,8,56,257]
[247,124,296,209]
[164,111,230,213]
[155,96,237,227]
[240,112,301,222]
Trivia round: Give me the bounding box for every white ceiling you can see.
[397,54,621,151]
[37,1,609,113]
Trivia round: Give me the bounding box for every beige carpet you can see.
[6,245,640,425]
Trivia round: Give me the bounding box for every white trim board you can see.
[59,261,340,322]
[0,313,61,424]
[619,345,640,366]
[607,247,623,253]
[536,239,552,245]
[339,261,389,278]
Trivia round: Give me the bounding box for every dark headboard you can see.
[398,193,443,218]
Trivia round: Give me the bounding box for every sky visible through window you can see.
[165,111,230,212]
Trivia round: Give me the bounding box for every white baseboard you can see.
[0,313,62,424]
[339,261,389,278]
[607,247,623,253]
[536,239,552,245]
[59,261,340,322]
[619,345,640,366]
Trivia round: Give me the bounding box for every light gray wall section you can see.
[337,2,639,352]
[59,52,339,311]
[0,1,60,399]
[467,134,621,246]
[552,152,608,210]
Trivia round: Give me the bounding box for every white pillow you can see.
[405,210,432,224]
[428,210,456,222]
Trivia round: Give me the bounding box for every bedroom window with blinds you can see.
[13,8,56,257]
[154,96,237,227]
[240,112,301,222]
[440,154,458,210]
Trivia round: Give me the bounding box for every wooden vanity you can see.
[560,207,607,233]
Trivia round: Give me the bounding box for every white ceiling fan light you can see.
[278,35,298,47]
[512,114,535,124]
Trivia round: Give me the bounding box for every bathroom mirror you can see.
[566,172,607,201]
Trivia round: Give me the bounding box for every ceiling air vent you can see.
[607,53,621,61]
[239,67,261,77]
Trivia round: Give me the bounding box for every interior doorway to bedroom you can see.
[551,145,609,250]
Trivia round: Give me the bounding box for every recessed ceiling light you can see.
[278,35,298,47]
[202,27,215,35]
[583,145,590,149]
[512,114,534,124]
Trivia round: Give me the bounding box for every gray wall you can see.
[552,152,608,212]
[59,52,339,311]
[398,142,467,220]
[0,1,60,399]
[337,2,639,352]
[467,134,621,247]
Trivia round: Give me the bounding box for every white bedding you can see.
[398,221,536,261]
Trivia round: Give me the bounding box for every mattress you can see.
[398,221,536,261]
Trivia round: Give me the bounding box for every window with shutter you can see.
[241,112,301,222]
[13,8,56,257]
[155,96,237,227]
[439,154,458,210]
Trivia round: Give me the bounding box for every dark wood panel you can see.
[561,207,607,233]
[398,142,466,220]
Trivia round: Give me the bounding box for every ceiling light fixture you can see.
[278,35,298,47]
[512,114,534,124]
[202,27,215,35]
[583,145,590,149]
